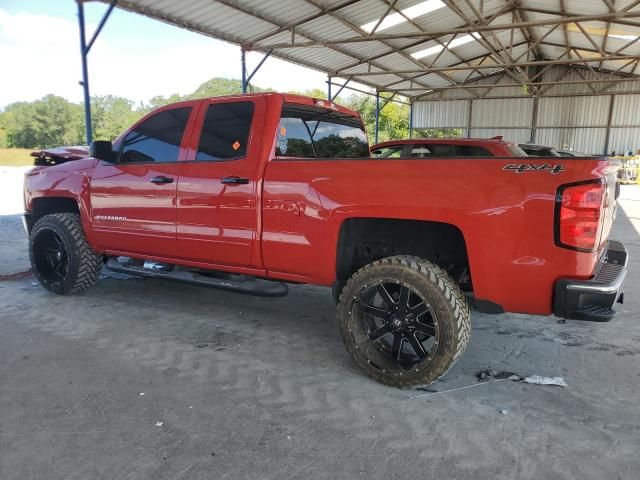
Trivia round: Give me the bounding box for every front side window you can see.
[120,107,191,163]
[276,104,369,159]
[196,102,254,161]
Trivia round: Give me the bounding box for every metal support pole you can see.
[530,96,539,143]
[467,99,473,138]
[85,0,117,54]
[409,102,413,139]
[604,94,615,155]
[327,76,332,101]
[241,49,247,94]
[245,49,273,86]
[330,78,351,101]
[374,92,380,144]
[77,0,92,145]
[378,93,397,112]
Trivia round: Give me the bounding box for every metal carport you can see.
[78,0,640,152]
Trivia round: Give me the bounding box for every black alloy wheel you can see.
[29,213,103,294]
[337,256,471,388]
[32,229,70,285]
[352,281,440,373]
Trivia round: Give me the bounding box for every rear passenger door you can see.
[177,97,264,268]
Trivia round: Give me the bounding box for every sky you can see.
[0,0,336,108]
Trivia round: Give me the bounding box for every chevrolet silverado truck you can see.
[23,93,628,387]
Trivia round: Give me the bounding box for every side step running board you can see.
[105,258,288,297]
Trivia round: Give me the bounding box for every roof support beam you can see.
[330,77,352,101]
[301,0,441,91]
[242,50,273,93]
[442,0,526,85]
[247,0,361,45]
[391,75,640,92]
[519,5,640,28]
[345,54,640,76]
[332,2,517,77]
[255,11,640,49]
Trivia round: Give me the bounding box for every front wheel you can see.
[29,213,103,295]
[337,256,470,388]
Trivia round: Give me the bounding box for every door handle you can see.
[150,176,174,184]
[221,176,249,185]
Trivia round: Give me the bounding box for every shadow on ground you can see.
[1,189,639,480]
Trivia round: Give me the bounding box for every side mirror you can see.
[90,140,114,162]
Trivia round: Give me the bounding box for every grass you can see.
[0,148,34,167]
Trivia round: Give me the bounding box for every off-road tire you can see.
[332,280,345,304]
[337,256,471,388]
[29,213,102,294]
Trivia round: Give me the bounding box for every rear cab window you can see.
[276,103,369,159]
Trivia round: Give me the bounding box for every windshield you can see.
[276,103,369,159]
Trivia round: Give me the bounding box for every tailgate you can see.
[599,158,621,249]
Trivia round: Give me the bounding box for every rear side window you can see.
[196,101,254,161]
[276,103,369,159]
[120,107,191,163]
[276,117,315,157]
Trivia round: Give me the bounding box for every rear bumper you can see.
[553,240,628,321]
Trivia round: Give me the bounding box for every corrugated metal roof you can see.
[103,0,640,98]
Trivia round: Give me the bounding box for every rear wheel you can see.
[337,256,470,388]
[29,213,103,294]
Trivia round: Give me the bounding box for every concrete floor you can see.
[1,185,639,480]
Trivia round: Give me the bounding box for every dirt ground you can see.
[1,168,639,479]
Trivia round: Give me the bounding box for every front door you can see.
[177,98,263,268]
[90,105,194,258]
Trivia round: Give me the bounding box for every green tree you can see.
[342,94,409,143]
[91,95,142,141]
[187,77,270,99]
[4,95,82,148]
[0,110,8,147]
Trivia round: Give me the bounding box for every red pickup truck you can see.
[23,93,628,387]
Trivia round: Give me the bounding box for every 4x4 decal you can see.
[503,163,565,174]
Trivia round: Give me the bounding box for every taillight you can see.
[554,180,604,252]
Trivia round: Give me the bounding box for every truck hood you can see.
[31,145,90,166]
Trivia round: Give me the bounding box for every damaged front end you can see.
[31,146,89,166]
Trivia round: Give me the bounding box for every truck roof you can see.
[162,92,362,119]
